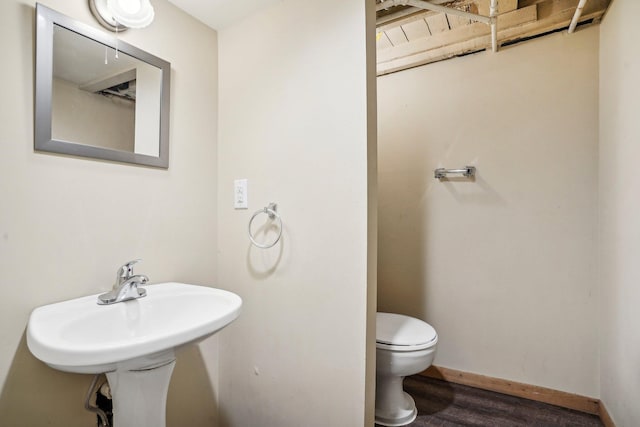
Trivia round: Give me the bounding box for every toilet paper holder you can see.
[434,166,476,180]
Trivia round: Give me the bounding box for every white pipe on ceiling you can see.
[490,0,498,52]
[568,0,588,33]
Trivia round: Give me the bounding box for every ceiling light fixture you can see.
[89,0,155,31]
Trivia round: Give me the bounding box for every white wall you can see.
[134,62,162,157]
[216,0,376,425]
[599,0,640,424]
[377,28,600,397]
[0,1,220,426]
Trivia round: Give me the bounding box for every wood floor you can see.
[379,375,603,426]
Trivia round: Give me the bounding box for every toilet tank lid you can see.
[376,312,437,346]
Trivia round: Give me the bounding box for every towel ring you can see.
[248,203,282,249]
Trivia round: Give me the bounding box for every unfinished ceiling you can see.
[376,0,612,75]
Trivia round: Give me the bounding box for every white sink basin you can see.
[27,282,242,373]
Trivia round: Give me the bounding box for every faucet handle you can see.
[116,259,141,281]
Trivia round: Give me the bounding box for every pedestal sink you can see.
[27,282,242,427]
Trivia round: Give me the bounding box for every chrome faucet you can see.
[97,260,149,305]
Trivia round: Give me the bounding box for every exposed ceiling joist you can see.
[375,0,612,75]
[378,0,492,24]
[376,0,453,26]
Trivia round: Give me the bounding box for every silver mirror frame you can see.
[35,3,171,168]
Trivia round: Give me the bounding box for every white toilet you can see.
[375,312,438,426]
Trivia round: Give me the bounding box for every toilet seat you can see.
[376,312,437,352]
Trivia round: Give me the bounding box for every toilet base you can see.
[375,390,417,426]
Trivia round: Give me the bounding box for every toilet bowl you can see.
[375,312,438,427]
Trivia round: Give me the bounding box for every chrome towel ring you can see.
[248,202,282,249]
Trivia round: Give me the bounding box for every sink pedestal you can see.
[106,351,176,427]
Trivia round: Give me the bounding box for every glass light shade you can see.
[107,0,154,28]
[117,0,141,14]
[89,0,127,31]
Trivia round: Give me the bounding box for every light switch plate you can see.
[234,179,248,209]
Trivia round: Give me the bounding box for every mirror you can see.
[35,4,170,168]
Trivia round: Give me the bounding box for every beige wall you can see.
[377,28,600,397]
[52,77,136,152]
[599,0,640,424]
[0,1,219,426]
[216,0,376,425]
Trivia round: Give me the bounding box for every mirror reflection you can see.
[52,25,161,156]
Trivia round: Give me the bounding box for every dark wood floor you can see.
[377,375,603,427]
